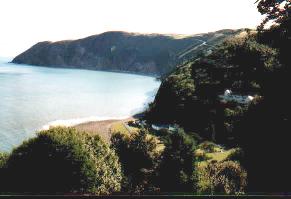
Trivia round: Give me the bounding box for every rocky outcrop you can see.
[13,30,241,76]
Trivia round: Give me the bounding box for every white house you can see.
[224,89,232,96]
[219,89,255,104]
[151,124,177,132]
[246,96,254,102]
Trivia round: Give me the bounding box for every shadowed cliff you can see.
[12,30,241,76]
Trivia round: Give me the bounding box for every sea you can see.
[0,57,160,152]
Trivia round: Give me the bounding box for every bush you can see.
[111,129,162,193]
[0,127,122,194]
[197,161,247,194]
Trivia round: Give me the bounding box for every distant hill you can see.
[12,30,241,76]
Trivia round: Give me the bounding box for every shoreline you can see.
[8,61,160,78]
[74,117,137,143]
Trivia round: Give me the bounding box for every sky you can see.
[0,0,264,57]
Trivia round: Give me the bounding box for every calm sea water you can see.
[0,58,160,152]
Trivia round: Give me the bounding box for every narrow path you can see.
[178,39,207,59]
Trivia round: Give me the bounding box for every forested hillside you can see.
[146,31,279,142]
[145,0,291,192]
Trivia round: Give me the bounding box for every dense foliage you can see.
[196,161,247,194]
[146,33,280,144]
[0,153,8,168]
[0,127,122,194]
[111,127,235,194]
[157,129,197,192]
[256,0,290,30]
[145,2,291,193]
[236,3,291,192]
[111,129,162,193]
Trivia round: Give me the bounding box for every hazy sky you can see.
[0,0,263,57]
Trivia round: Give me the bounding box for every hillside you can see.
[145,30,282,143]
[12,30,241,76]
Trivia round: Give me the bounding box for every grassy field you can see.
[195,142,235,168]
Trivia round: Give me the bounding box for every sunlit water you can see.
[0,58,160,152]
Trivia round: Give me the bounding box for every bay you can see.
[0,58,160,151]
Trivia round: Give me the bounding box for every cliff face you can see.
[13,30,241,76]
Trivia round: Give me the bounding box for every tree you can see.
[197,161,247,194]
[111,129,162,193]
[236,95,291,192]
[256,0,291,67]
[256,0,290,30]
[157,128,197,192]
[234,2,291,192]
[0,127,122,194]
[0,153,8,168]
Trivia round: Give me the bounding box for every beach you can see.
[74,117,136,143]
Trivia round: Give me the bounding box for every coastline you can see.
[74,117,136,143]
[9,61,160,78]
[1,59,158,151]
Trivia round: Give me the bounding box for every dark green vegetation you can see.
[111,128,246,194]
[111,129,162,193]
[196,160,247,194]
[0,127,245,195]
[0,127,122,194]
[157,128,197,192]
[145,0,291,193]
[237,1,291,191]
[145,33,279,143]
[12,30,240,76]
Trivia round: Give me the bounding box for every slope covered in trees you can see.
[145,32,280,143]
[146,0,291,192]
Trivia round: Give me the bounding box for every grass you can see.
[110,121,139,135]
[195,142,235,169]
[111,122,130,135]
[206,149,234,162]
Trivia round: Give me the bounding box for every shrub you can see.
[197,161,247,194]
[0,153,8,168]
[111,128,162,193]
[0,127,122,194]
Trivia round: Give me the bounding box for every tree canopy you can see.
[256,0,290,30]
[0,127,122,194]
